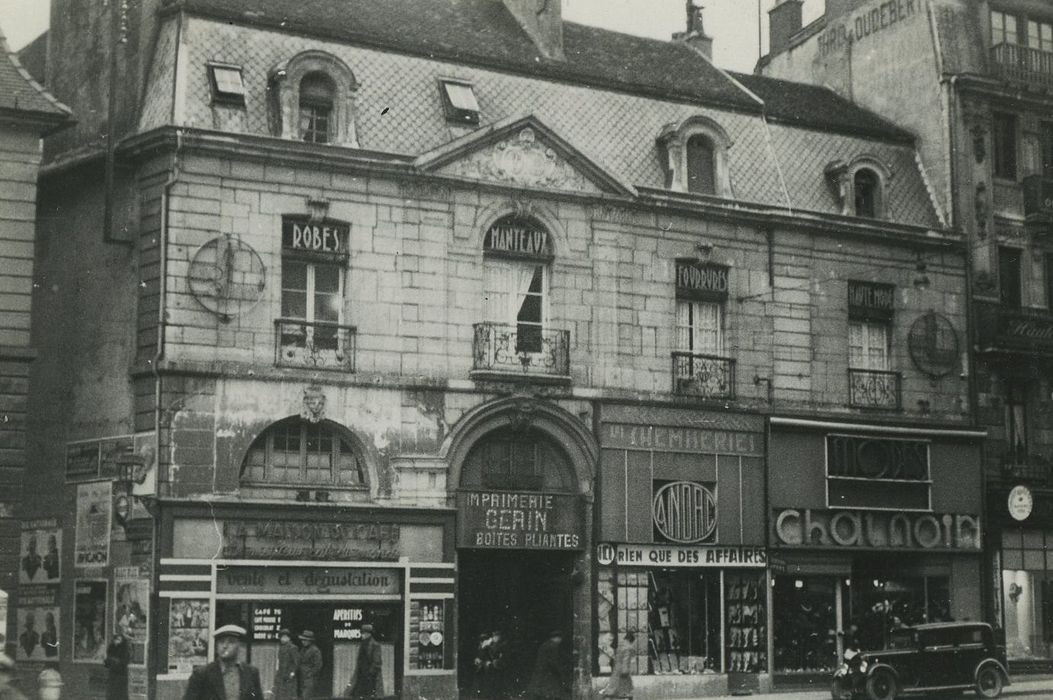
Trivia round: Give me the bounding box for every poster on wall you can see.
[131,432,157,500]
[168,599,210,674]
[19,519,61,584]
[16,606,60,661]
[112,482,130,543]
[73,579,108,663]
[75,481,111,568]
[114,567,150,666]
[98,435,135,479]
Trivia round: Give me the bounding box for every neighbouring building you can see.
[0,23,70,661]
[760,0,1053,672]
[17,0,976,697]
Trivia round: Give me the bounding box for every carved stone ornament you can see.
[441,128,600,193]
[301,385,327,423]
[508,396,538,433]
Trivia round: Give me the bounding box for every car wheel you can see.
[975,665,1004,699]
[865,670,897,700]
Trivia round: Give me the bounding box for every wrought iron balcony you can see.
[1001,453,1052,486]
[472,322,570,379]
[847,368,901,409]
[990,42,1053,88]
[672,352,735,399]
[274,318,356,371]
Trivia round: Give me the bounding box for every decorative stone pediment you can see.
[416,115,636,197]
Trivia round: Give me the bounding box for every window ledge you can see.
[469,370,571,386]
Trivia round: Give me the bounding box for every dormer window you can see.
[658,116,732,197]
[854,168,880,218]
[269,51,359,147]
[207,63,246,105]
[439,79,480,125]
[299,72,335,143]
[826,157,889,219]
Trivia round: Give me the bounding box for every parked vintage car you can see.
[833,622,1009,700]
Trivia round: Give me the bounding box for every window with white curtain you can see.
[848,320,890,370]
[484,258,547,353]
[676,299,723,355]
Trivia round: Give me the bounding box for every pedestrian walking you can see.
[476,630,508,700]
[272,629,299,700]
[103,629,131,700]
[600,632,635,700]
[0,653,28,700]
[181,624,264,700]
[298,630,322,699]
[344,624,383,699]
[526,630,568,700]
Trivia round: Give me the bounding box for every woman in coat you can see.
[272,629,300,700]
[103,630,130,700]
[600,632,635,700]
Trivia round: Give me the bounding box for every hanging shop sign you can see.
[483,214,552,259]
[908,312,959,378]
[216,566,401,596]
[675,260,729,302]
[652,480,717,544]
[847,281,895,321]
[281,216,350,257]
[1008,485,1034,522]
[457,490,584,550]
[220,519,401,561]
[187,236,267,321]
[773,508,981,551]
[598,543,766,568]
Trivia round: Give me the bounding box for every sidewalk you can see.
[706,675,1053,700]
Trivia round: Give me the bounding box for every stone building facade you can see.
[761,0,1053,671]
[18,0,976,697]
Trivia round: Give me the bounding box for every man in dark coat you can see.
[272,629,299,700]
[526,630,568,700]
[104,629,131,700]
[345,624,383,699]
[182,624,264,700]
[298,630,323,699]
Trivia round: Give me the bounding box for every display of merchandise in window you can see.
[725,573,766,673]
[409,601,446,669]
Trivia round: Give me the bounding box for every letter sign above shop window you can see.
[675,259,729,302]
[652,480,717,544]
[483,215,552,260]
[826,434,931,511]
[847,281,895,321]
[282,216,350,258]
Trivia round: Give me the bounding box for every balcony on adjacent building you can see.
[990,42,1053,89]
[275,319,356,371]
[1000,453,1052,487]
[672,352,735,400]
[975,301,1053,356]
[471,322,570,380]
[847,368,902,410]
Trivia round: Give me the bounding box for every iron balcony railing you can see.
[1001,453,1052,486]
[274,318,356,371]
[472,322,570,378]
[848,368,902,409]
[990,42,1053,88]
[672,352,735,400]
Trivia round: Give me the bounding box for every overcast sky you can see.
[1,0,824,72]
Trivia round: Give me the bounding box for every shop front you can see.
[154,502,455,700]
[768,418,985,685]
[595,405,769,698]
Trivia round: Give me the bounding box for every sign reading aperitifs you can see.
[457,491,584,550]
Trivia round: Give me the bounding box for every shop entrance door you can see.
[458,550,575,697]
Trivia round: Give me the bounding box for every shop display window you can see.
[725,572,767,672]
[648,570,722,673]
[773,576,838,673]
[1002,530,1053,660]
[409,600,448,669]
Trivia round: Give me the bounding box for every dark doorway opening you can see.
[458,550,575,698]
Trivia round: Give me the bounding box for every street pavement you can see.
[707,676,1053,700]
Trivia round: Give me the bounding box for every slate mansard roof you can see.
[132,0,941,228]
[0,24,70,127]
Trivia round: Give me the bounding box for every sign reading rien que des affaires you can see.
[596,543,766,568]
[457,491,584,550]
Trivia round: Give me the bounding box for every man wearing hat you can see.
[297,630,322,699]
[526,630,569,700]
[345,624,383,699]
[182,624,264,700]
[272,629,299,700]
[0,653,29,700]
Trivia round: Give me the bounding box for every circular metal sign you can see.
[595,543,615,566]
[1008,485,1034,522]
[652,481,717,544]
[187,235,267,321]
[908,312,959,379]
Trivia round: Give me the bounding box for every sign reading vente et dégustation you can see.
[282,217,350,256]
[457,490,584,550]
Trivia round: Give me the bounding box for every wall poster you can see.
[168,599,210,674]
[75,480,112,568]
[16,605,60,661]
[114,567,150,666]
[73,579,108,663]
[19,519,61,585]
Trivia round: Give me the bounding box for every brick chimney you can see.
[502,0,564,61]
[768,0,803,56]
[673,1,713,60]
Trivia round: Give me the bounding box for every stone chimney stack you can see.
[673,1,713,60]
[502,0,564,61]
[768,0,804,56]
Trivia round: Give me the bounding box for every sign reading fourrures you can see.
[675,260,730,302]
[457,491,584,550]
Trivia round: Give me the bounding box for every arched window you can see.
[686,135,717,195]
[854,168,880,218]
[460,427,575,492]
[299,72,335,144]
[240,417,366,487]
